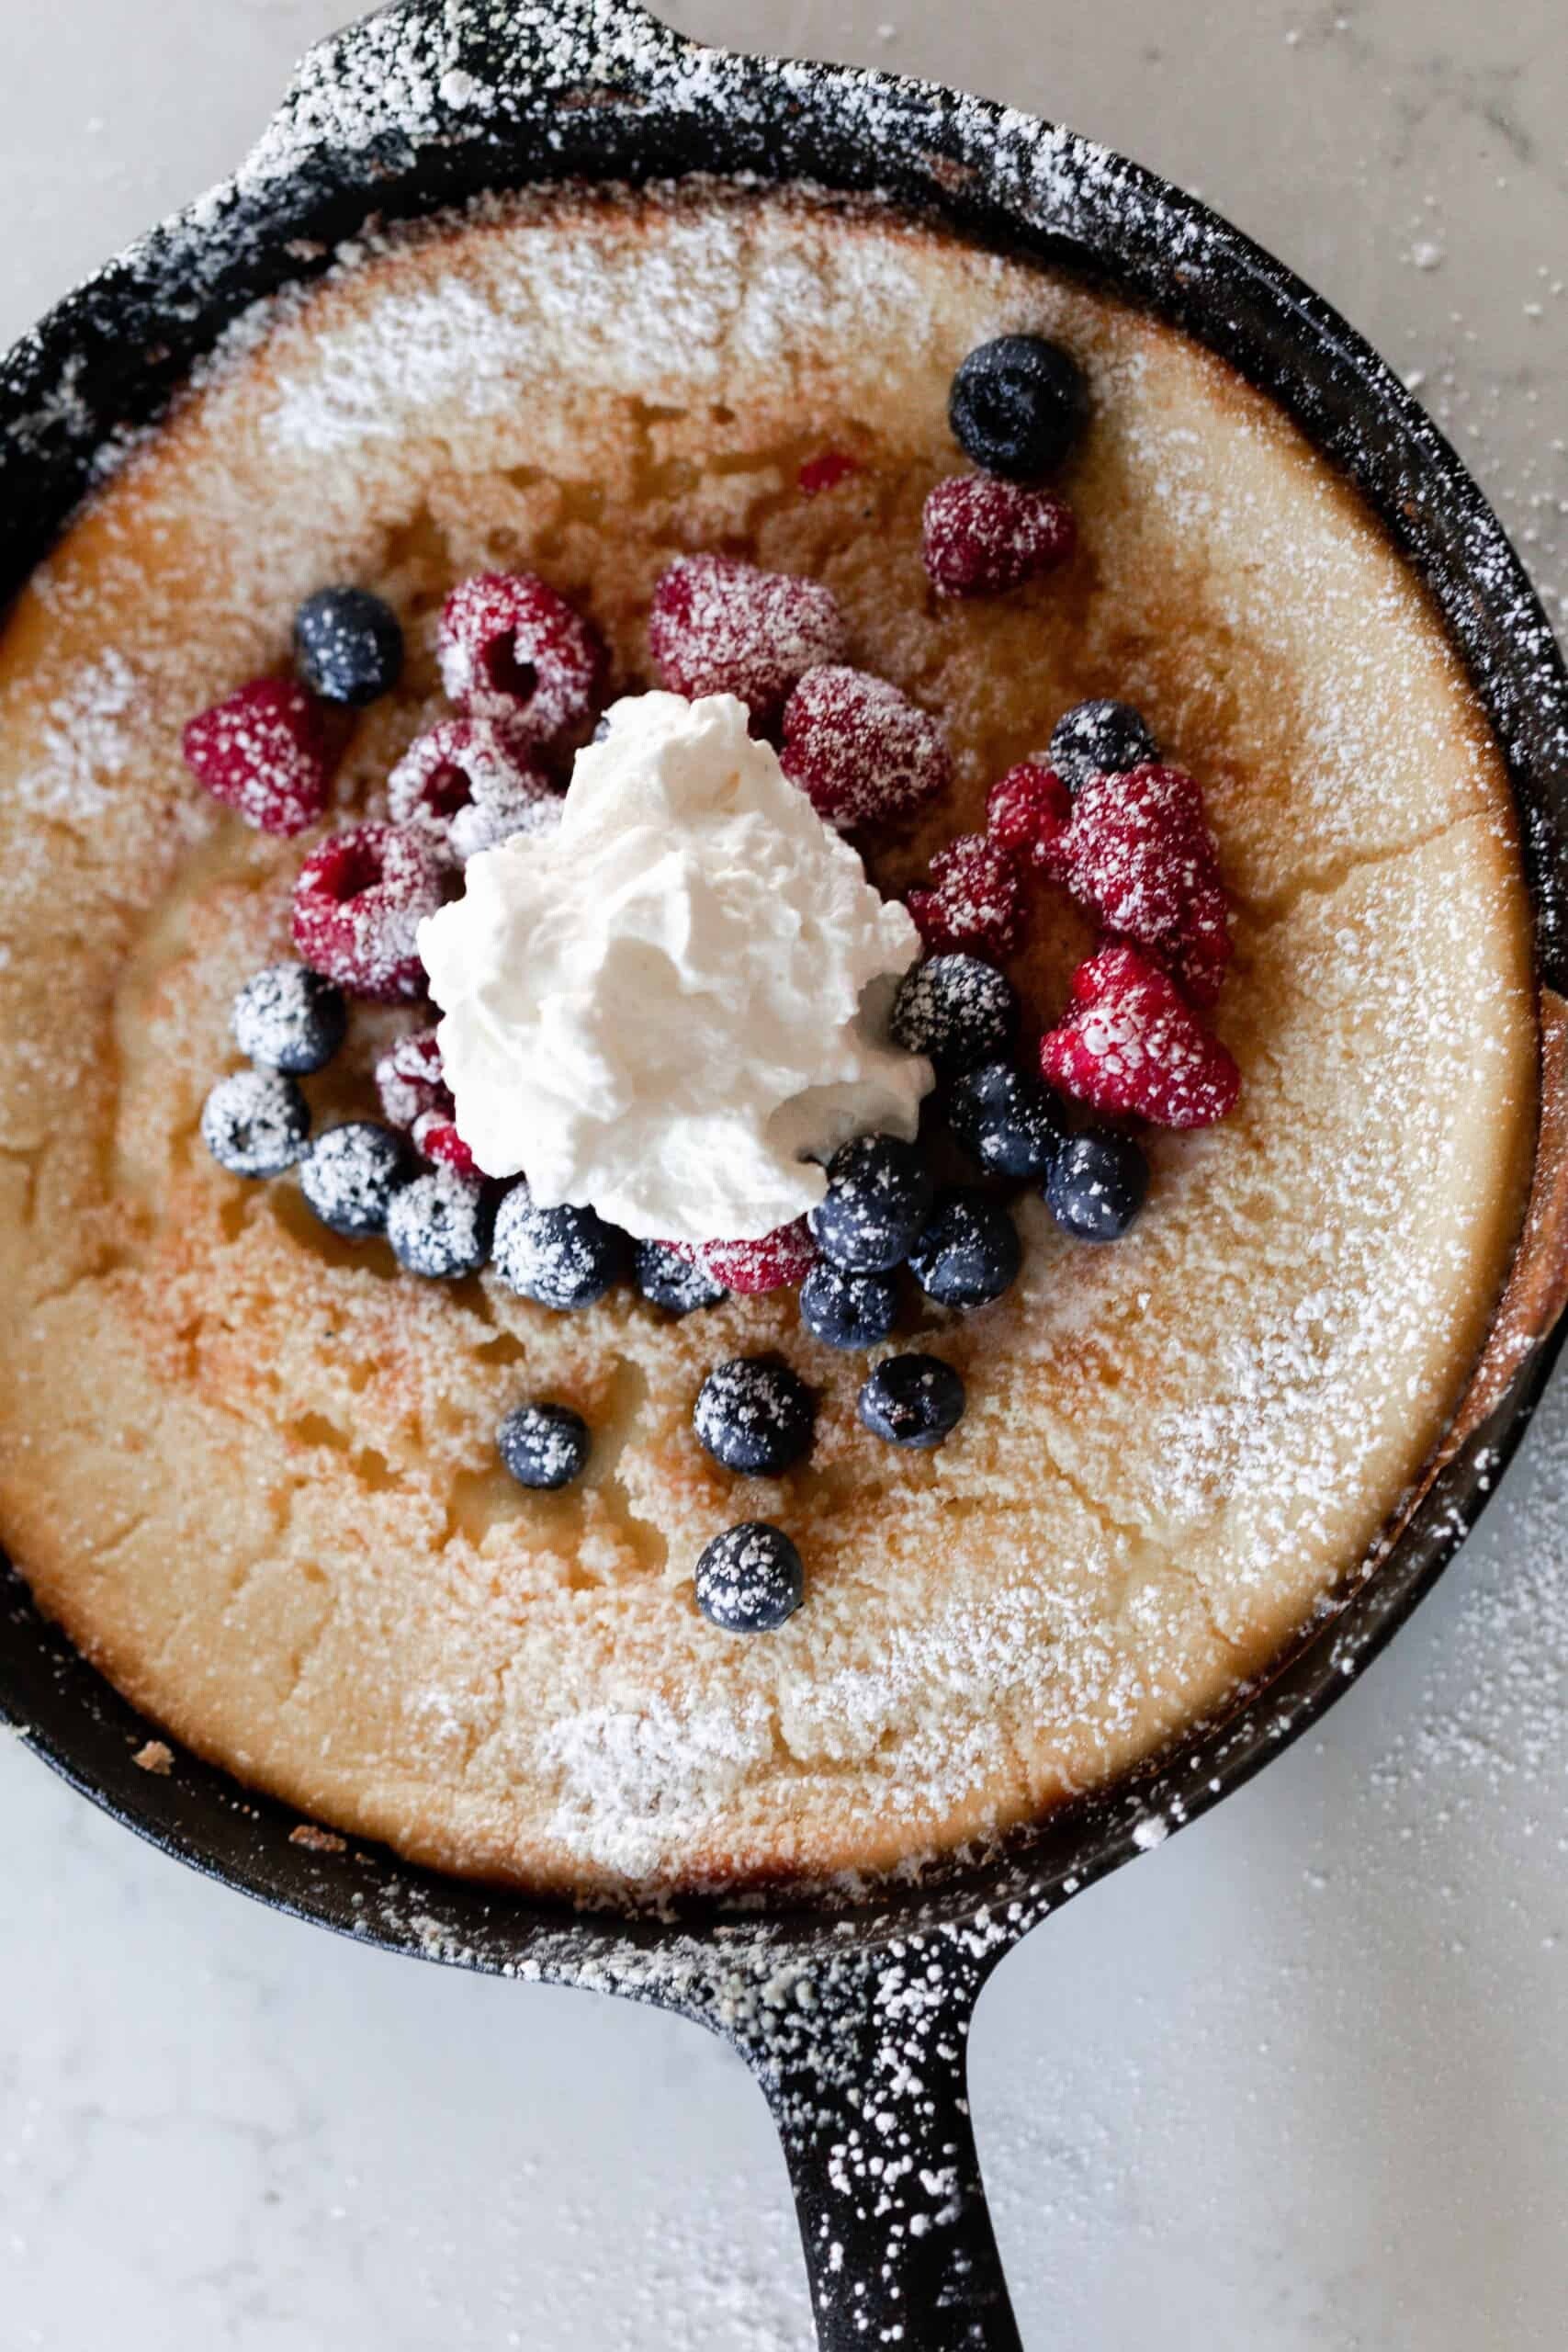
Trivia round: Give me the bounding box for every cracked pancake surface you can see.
[0,182,1537,1899]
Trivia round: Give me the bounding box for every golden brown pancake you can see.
[0,182,1537,1900]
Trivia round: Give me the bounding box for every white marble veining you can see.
[3,3,1565,2346]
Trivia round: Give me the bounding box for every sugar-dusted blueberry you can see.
[293,586,404,707]
[858,1353,966,1450]
[299,1120,412,1238]
[908,1188,1022,1310]
[799,1261,899,1352]
[945,1061,1065,1182]
[694,1521,806,1634]
[497,1400,592,1491]
[1043,1130,1150,1242]
[491,1183,626,1310]
[808,1133,934,1273]
[386,1168,494,1279]
[694,1357,815,1478]
[890,954,1019,1077]
[231,962,347,1076]
[950,334,1089,481]
[634,1239,728,1317]
[1048,698,1159,794]
[200,1069,310,1180]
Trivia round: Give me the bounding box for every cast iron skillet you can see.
[4,4,1568,2344]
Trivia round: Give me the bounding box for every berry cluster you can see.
[186,322,1250,1641]
[181,569,600,998]
[906,695,1241,1129]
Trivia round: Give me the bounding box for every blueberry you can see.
[945,1061,1066,1182]
[1047,698,1158,793]
[491,1184,626,1309]
[201,1069,310,1179]
[634,1239,728,1316]
[386,1169,494,1279]
[694,1521,805,1634]
[950,334,1089,481]
[231,962,347,1076]
[858,1353,966,1450]
[694,1356,815,1477]
[497,1400,592,1491]
[890,955,1019,1077]
[1043,1130,1150,1241]
[908,1189,1022,1309]
[808,1133,934,1272]
[293,586,404,707]
[299,1120,412,1238]
[799,1261,899,1351]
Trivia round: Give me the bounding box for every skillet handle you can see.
[734,1939,1022,2350]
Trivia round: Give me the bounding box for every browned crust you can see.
[1432,986,1568,1457]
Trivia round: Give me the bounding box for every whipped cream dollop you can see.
[417,692,932,1244]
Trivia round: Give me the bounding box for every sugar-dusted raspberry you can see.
[389,718,559,865]
[292,822,443,1003]
[675,1218,819,1296]
[986,762,1072,876]
[376,1026,450,1128]
[649,555,848,723]
[412,1108,479,1181]
[182,677,329,837]
[1039,944,1241,1129]
[907,832,1023,957]
[437,572,605,751]
[798,449,863,499]
[1050,763,1233,1005]
[779,666,952,830]
[922,475,1077,598]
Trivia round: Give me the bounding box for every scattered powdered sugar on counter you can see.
[1369,1373,1568,1827]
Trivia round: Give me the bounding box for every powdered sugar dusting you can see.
[14,649,142,824]
[540,1697,776,1883]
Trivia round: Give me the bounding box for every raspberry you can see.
[376,1027,450,1129]
[1050,763,1233,1005]
[291,822,443,1003]
[986,762,1072,876]
[674,1218,819,1296]
[412,1109,480,1182]
[649,555,848,723]
[437,572,605,751]
[182,677,329,837]
[922,475,1077,598]
[798,449,863,498]
[779,666,952,830]
[907,832,1023,956]
[1039,944,1241,1130]
[388,718,558,865]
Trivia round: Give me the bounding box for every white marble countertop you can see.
[3,3,1566,2346]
